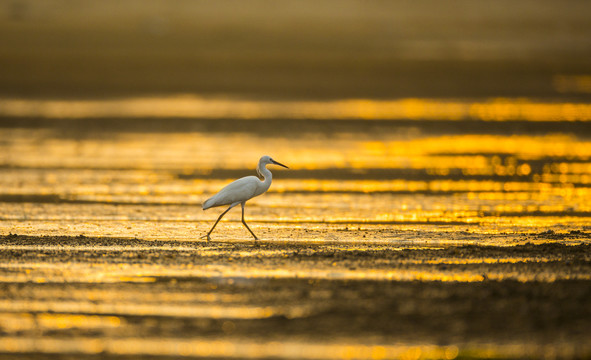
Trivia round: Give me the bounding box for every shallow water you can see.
[1,104,591,243]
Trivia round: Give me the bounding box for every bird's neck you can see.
[258,163,273,188]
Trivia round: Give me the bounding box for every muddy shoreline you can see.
[1,235,590,359]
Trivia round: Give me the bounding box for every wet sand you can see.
[1,234,590,359]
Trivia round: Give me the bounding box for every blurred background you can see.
[1,0,590,100]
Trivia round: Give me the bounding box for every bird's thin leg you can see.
[241,202,259,241]
[202,204,235,241]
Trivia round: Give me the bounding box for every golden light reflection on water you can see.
[0,313,122,332]
[0,336,469,360]
[0,285,247,303]
[1,260,588,284]
[0,299,294,320]
[1,96,591,121]
[0,336,584,359]
[2,121,590,238]
[2,130,591,176]
[357,135,591,173]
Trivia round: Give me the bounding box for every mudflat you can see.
[1,234,590,359]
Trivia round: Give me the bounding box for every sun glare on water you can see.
[1,96,591,122]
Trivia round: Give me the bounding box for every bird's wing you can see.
[203,176,260,209]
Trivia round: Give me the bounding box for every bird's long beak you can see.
[271,159,289,169]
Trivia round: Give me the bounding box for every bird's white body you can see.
[202,155,288,241]
[203,175,271,210]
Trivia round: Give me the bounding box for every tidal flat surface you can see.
[1,112,591,359]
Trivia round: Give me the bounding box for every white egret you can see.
[201,155,288,242]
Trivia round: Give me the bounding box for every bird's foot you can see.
[200,234,211,242]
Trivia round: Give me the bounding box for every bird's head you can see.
[260,155,289,169]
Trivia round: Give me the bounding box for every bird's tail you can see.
[202,197,215,210]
